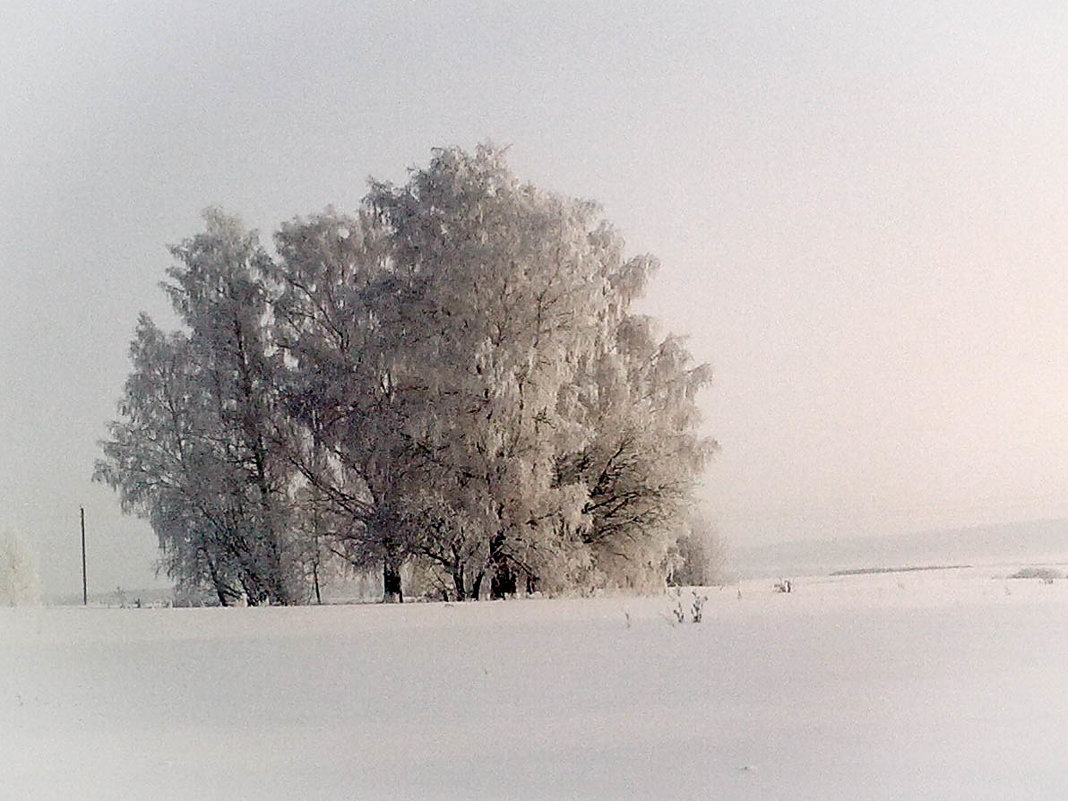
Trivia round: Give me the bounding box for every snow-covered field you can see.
[5,568,1068,800]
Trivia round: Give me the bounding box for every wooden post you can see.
[80,507,87,606]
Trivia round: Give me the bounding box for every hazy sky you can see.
[2,2,1065,596]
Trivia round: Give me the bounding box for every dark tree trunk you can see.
[241,568,272,606]
[244,587,264,606]
[452,567,467,601]
[312,561,322,605]
[215,587,230,606]
[383,561,403,603]
[259,536,292,606]
[490,566,517,599]
[489,533,516,599]
[205,553,231,606]
[471,570,484,601]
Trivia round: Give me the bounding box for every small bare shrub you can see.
[671,590,686,624]
[690,591,708,623]
[668,588,708,624]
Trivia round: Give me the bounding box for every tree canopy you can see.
[96,146,716,604]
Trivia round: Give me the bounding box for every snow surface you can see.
[5,569,1068,800]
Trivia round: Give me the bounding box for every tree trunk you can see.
[452,567,467,601]
[259,536,293,605]
[488,533,516,599]
[383,561,403,603]
[244,584,264,606]
[490,565,517,599]
[471,570,484,601]
[205,553,231,606]
[241,567,271,606]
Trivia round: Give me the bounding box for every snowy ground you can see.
[5,568,1068,800]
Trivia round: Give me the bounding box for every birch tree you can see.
[99,147,716,603]
[557,315,717,590]
[96,317,238,604]
[366,145,639,598]
[97,211,299,605]
[271,209,422,601]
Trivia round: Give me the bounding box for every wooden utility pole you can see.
[80,507,87,606]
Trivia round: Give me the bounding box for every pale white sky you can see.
[1,1,1065,596]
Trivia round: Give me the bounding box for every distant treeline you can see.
[830,565,972,576]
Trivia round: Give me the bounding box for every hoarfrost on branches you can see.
[96,212,299,605]
[97,146,716,602]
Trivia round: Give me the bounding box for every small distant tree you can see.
[0,532,40,606]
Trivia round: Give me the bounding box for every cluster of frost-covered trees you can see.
[95,146,716,604]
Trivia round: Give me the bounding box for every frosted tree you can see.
[372,149,716,594]
[0,532,40,606]
[366,145,642,598]
[271,209,424,602]
[95,317,243,604]
[98,148,716,603]
[97,211,299,605]
[557,314,717,590]
[667,510,728,587]
[269,150,619,600]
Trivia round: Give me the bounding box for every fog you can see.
[1,2,1064,597]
